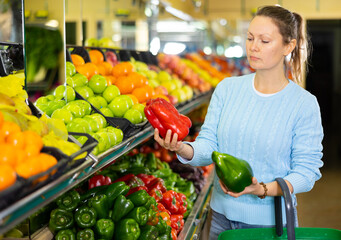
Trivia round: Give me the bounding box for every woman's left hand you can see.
[219,177,262,198]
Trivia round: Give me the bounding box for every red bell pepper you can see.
[88,175,112,189]
[157,203,171,216]
[176,192,187,215]
[113,173,135,183]
[144,98,192,141]
[161,190,180,214]
[147,178,167,193]
[126,186,149,196]
[171,228,177,240]
[170,214,184,234]
[148,188,163,202]
[137,173,156,186]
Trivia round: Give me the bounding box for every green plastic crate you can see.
[218,227,341,240]
[218,178,341,240]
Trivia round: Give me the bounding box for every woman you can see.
[154,5,324,239]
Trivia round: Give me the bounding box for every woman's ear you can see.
[285,39,297,56]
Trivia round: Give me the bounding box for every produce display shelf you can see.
[0,90,213,235]
[178,170,214,240]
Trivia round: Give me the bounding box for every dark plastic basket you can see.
[218,178,341,240]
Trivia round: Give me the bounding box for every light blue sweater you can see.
[178,73,324,225]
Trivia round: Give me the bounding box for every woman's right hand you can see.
[154,128,184,152]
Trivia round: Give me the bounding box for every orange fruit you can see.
[115,76,135,94]
[22,130,43,157]
[0,112,4,129]
[76,65,90,79]
[16,157,42,179]
[97,62,113,76]
[132,86,155,103]
[105,75,116,86]
[128,72,148,88]
[0,143,18,167]
[71,54,85,67]
[0,164,16,191]
[126,94,139,105]
[16,150,27,167]
[36,153,58,182]
[89,50,104,64]
[6,131,25,149]
[0,121,21,141]
[111,62,134,78]
[83,62,99,79]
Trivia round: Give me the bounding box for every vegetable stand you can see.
[0,89,213,236]
[218,178,341,240]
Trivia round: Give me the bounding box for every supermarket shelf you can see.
[0,90,212,235]
[178,170,214,240]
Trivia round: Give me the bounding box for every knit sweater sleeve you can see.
[177,79,228,166]
[284,94,324,194]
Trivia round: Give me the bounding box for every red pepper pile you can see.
[112,173,187,238]
[144,98,192,141]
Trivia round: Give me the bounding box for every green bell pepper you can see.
[156,225,172,240]
[49,208,74,233]
[145,153,157,171]
[124,167,151,175]
[152,169,172,178]
[212,151,253,193]
[111,195,134,222]
[88,194,109,219]
[105,181,130,209]
[114,218,140,240]
[144,197,157,210]
[76,228,95,240]
[56,190,81,212]
[127,190,150,206]
[80,185,108,202]
[139,225,158,240]
[95,219,114,240]
[126,206,148,226]
[74,206,97,228]
[155,216,168,235]
[55,229,75,240]
[176,181,195,198]
[129,153,145,168]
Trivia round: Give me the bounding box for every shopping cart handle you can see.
[274,178,296,240]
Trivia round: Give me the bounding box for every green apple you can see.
[54,85,76,102]
[100,107,114,117]
[46,100,66,116]
[73,100,92,116]
[51,108,73,124]
[108,95,133,117]
[71,118,91,133]
[72,73,88,87]
[131,103,145,119]
[158,71,172,82]
[75,86,94,100]
[83,116,100,132]
[86,113,107,129]
[170,88,187,103]
[77,136,88,145]
[107,126,124,143]
[35,96,49,106]
[63,102,85,118]
[97,128,116,147]
[161,81,176,93]
[172,79,183,89]
[85,38,99,47]
[88,74,107,94]
[96,96,108,108]
[148,78,160,88]
[89,132,106,153]
[87,96,101,109]
[46,95,56,101]
[67,120,89,134]
[182,85,194,101]
[102,85,120,103]
[124,109,143,124]
[66,61,76,77]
